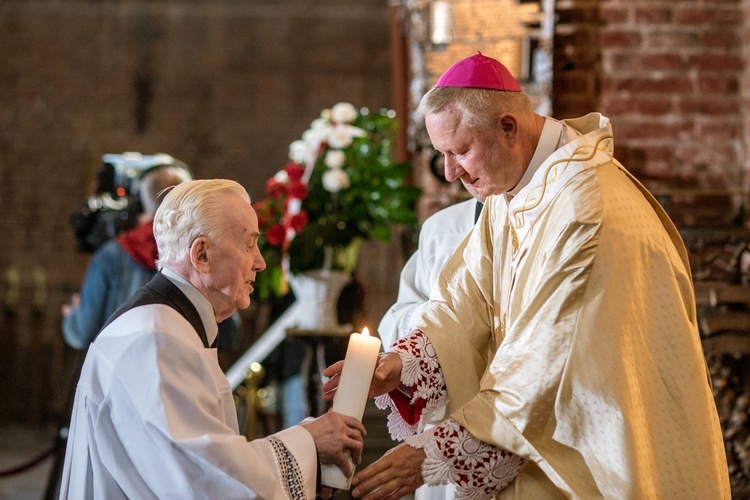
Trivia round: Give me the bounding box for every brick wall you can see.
[520,0,747,224]
[553,0,601,119]
[598,0,744,194]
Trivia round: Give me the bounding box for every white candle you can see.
[320,327,381,490]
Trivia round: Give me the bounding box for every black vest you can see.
[102,272,216,348]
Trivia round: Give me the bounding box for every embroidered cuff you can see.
[268,436,307,499]
[406,418,525,500]
[375,329,448,441]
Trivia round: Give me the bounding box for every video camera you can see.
[70,152,189,253]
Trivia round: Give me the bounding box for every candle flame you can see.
[362,327,370,336]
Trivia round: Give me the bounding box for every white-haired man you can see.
[61,179,365,499]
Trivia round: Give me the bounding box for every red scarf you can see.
[117,222,158,271]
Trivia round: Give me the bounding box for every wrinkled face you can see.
[425,107,525,199]
[202,195,266,322]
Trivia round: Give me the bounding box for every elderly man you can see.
[61,179,366,499]
[325,52,730,499]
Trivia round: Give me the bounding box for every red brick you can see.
[695,120,742,139]
[677,97,739,115]
[644,145,677,163]
[598,5,630,24]
[675,7,741,26]
[614,120,694,140]
[602,76,693,94]
[635,7,673,24]
[700,29,741,50]
[688,54,744,72]
[601,96,673,115]
[646,30,701,48]
[608,53,683,72]
[698,75,739,94]
[599,28,642,48]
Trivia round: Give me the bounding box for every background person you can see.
[61,179,366,499]
[326,52,730,499]
[378,193,482,348]
[61,164,193,349]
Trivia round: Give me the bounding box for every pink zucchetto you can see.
[435,51,522,92]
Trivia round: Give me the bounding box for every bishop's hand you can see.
[350,443,426,499]
[322,352,403,402]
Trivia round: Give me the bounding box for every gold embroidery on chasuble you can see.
[510,135,615,230]
[510,225,519,255]
[500,135,616,355]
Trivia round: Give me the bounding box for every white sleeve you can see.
[377,250,430,348]
[378,201,477,348]
[95,327,319,499]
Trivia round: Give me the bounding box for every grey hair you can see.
[153,179,251,270]
[139,165,193,214]
[417,87,534,130]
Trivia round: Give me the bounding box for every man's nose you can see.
[443,155,464,182]
[255,249,267,271]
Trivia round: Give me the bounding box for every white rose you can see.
[302,119,331,144]
[324,150,346,169]
[310,118,328,131]
[327,127,354,149]
[302,128,325,144]
[331,102,358,123]
[322,168,350,193]
[273,170,289,183]
[289,140,312,164]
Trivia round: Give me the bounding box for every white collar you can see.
[507,117,564,198]
[161,267,219,347]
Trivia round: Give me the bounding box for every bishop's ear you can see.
[497,112,518,144]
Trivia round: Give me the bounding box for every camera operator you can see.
[62,163,193,349]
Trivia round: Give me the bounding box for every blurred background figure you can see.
[62,154,194,349]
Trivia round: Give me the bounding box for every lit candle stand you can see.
[320,327,381,490]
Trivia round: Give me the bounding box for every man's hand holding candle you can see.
[299,412,367,476]
[317,327,385,490]
[323,352,427,500]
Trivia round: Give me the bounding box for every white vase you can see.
[287,270,351,330]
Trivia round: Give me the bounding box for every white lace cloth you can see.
[375,329,525,499]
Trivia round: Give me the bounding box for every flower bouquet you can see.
[253,102,420,300]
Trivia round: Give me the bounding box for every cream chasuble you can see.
[414,113,730,498]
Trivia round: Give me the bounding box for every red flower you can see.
[289,211,308,232]
[252,199,268,212]
[266,224,287,246]
[265,178,287,199]
[288,181,308,200]
[285,162,305,182]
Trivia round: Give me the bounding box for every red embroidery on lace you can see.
[374,329,447,440]
[376,329,525,498]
